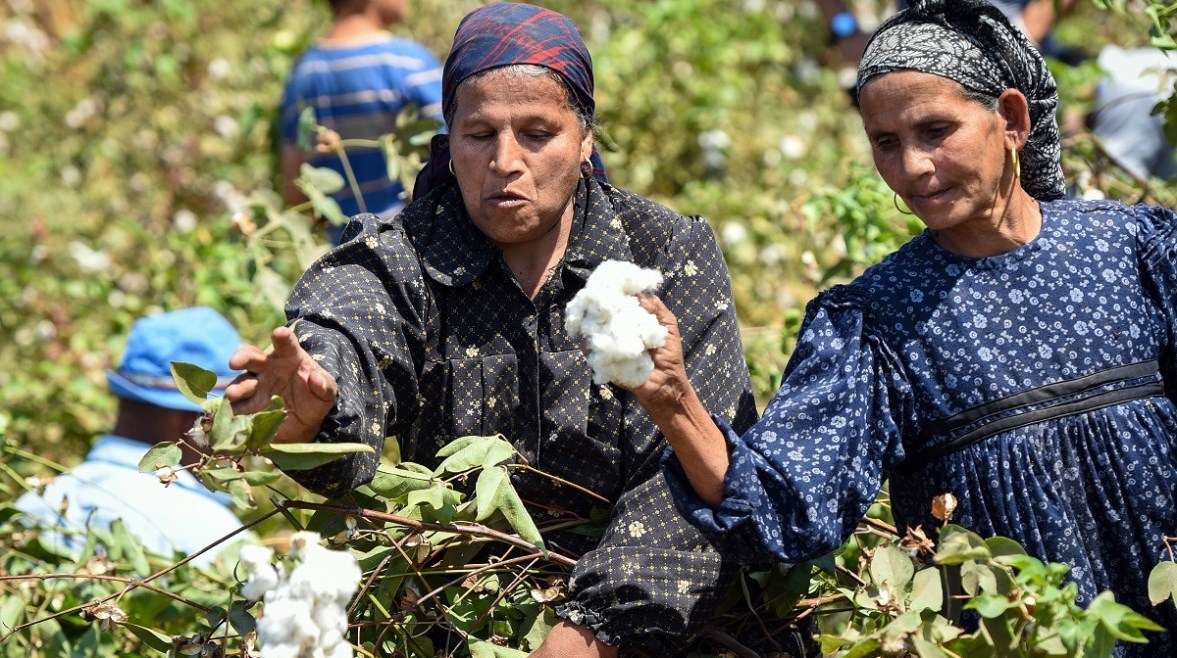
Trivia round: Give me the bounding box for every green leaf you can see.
[521,607,557,651]
[434,435,516,475]
[910,634,955,658]
[1087,591,1165,642]
[0,593,24,634]
[841,637,883,658]
[228,478,254,509]
[204,606,227,629]
[300,163,345,194]
[170,361,217,405]
[297,105,317,149]
[239,470,283,486]
[983,536,1027,559]
[961,561,999,597]
[368,465,438,499]
[468,638,527,658]
[263,442,374,471]
[474,466,545,553]
[305,185,349,226]
[908,567,943,612]
[869,544,915,592]
[245,397,286,451]
[1148,561,1177,607]
[935,524,991,565]
[211,395,250,454]
[110,518,150,576]
[967,592,1016,619]
[978,615,1017,654]
[124,623,172,652]
[228,600,257,637]
[405,486,463,524]
[137,441,182,473]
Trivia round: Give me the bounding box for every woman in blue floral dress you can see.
[629,0,1177,652]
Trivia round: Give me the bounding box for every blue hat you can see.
[106,307,242,412]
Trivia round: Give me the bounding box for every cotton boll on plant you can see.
[240,532,362,658]
[565,260,667,388]
[239,544,279,601]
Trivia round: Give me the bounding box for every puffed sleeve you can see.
[1134,203,1177,401]
[280,213,430,496]
[555,214,758,654]
[665,288,915,564]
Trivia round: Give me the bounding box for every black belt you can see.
[900,360,1165,470]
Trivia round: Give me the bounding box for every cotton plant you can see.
[565,260,667,388]
[239,532,362,658]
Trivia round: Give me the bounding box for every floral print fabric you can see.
[667,199,1177,654]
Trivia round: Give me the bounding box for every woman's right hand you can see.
[224,326,337,444]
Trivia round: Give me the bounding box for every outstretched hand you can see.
[225,326,337,444]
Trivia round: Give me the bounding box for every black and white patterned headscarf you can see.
[857,0,1065,201]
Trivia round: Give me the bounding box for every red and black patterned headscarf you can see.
[414,2,606,200]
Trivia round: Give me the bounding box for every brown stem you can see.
[473,556,541,627]
[795,592,846,608]
[399,552,548,618]
[835,563,868,588]
[507,464,612,505]
[349,552,395,618]
[0,573,209,611]
[376,533,432,650]
[283,500,577,568]
[1,507,280,642]
[860,516,898,536]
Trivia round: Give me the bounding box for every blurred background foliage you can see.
[0,0,1166,492]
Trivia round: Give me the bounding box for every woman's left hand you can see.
[624,294,693,417]
[625,293,730,508]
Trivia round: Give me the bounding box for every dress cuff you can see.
[661,414,762,538]
[553,600,620,647]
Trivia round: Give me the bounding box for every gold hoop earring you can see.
[1011,148,1021,179]
[447,159,455,176]
[893,193,914,216]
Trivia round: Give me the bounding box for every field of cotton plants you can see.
[4,0,1177,656]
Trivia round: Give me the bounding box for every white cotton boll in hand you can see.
[565,260,667,388]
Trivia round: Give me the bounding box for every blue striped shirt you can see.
[281,36,443,223]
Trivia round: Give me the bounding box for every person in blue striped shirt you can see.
[280,0,443,244]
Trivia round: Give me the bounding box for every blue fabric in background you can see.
[15,435,248,566]
[280,35,443,234]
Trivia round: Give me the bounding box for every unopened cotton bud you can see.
[156,465,179,486]
[187,415,212,448]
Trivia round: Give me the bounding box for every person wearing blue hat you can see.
[15,307,248,567]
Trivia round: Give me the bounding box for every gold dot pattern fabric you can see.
[283,178,758,654]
